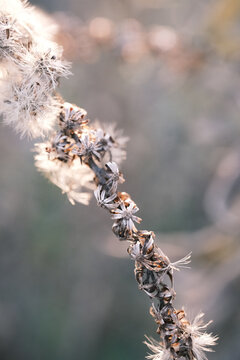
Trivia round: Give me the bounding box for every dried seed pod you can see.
[0,2,217,359]
[59,102,88,131]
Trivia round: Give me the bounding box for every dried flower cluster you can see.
[0,0,70,137]
[35,104,217,359]
[35,102,128,205]
[0,1,217,359]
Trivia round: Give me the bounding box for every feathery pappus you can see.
[0,1,217,359]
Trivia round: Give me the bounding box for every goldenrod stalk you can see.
[0,1,217,359]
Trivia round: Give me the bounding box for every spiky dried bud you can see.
[92,121,129,164]
[35,141,94,205]
[111,200,142,232]
[105,161,125,192]
[94,185,119,209]
[0,3,217,360]
[59,102,88,131]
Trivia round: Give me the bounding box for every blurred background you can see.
[0,0,240,359]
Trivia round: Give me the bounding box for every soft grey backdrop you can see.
[0,0,240,359]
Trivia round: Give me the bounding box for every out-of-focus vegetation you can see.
[0,0,240,359]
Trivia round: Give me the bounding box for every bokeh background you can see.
[0,0,240,359]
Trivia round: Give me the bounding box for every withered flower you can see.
[94,185,119,209]
[59,102,88,131]
[111,200,142,232]
[77,133,102,162]
[105,161,125,192]
[0,2,217,359]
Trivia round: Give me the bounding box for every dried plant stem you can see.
[0,1,217,359]
[76,131,216,360]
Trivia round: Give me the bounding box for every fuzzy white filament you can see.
[0,1,217,359]
[0,0,70,137]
